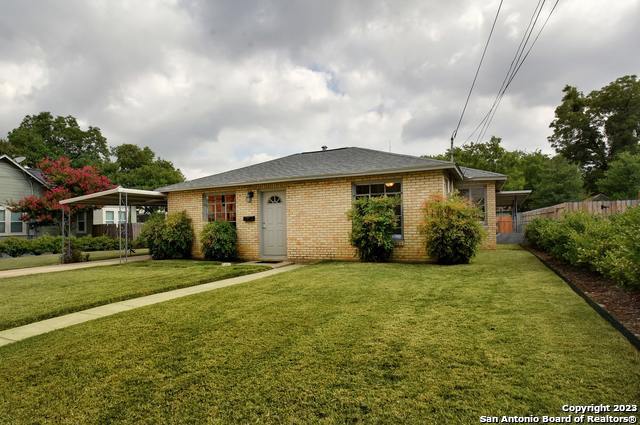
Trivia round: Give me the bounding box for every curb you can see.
[525,246,640,351]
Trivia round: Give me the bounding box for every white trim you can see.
[0,155,48,186]
[0,206,27,236]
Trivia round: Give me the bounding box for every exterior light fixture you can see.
[385,182,395,187]
[246,191,254,203]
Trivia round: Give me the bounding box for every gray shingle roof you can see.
[157,147,460,192]
[459,166,507,180]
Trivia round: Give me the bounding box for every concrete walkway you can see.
[0,255,152,279]
[0,264,303,348]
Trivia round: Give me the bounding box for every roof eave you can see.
[0,155,49,187]
[157,164,462,193]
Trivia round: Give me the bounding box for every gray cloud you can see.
[0,0,638,178]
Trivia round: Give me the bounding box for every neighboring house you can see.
[0,155,132,239]
[157,147,508,261]
[92,207,137,226]
[0,155,47,239]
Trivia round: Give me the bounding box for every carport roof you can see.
[59,187,167,206]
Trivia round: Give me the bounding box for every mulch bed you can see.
[525,246,640,344]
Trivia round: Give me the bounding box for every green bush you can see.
[420,195,485,264]
[30,235,63,255]
[139,213,166,259]
[348,196,398,262]
[75,235,118,251]
[525,207,640,289]
[200,221,237,261]
[140,211,193,260]
[598,207,640,287]
[61,239,89,264]
[1,238,31,257]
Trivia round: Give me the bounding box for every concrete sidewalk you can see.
[0,255,151,279]
[0,264,303,347]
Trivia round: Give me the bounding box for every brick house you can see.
[157,147,507,261]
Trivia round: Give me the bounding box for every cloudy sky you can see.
[1,0,638,179]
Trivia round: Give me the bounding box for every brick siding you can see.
[167,170,498,261]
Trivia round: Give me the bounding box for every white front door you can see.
[261,191,286,257]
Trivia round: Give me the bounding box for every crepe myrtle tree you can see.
[9,157,114,229]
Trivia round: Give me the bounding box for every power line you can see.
[464,0,546,143]
[468,0,561,144]
[477,0,560,142]
[449,0,504,160]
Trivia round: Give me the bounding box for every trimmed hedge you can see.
[525,207,640,289]
[420,195,485,264]
[200,221,237,261]
[0,235,123,257]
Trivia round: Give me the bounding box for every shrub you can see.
[1,238,31,257]
[75,235,118,251]
[61,238,88,264]
[599,207,640,288]
[526,206,640,289]
[200,221,237,261]
[348,196,398,262]
[420,195,485,265]
[30,235,63,255]
[140,211,193,260]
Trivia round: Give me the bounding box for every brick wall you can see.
[166,170,498,261]
[456,181,497,249]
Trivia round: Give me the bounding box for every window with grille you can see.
[204,193,236,224]
[353,182,402,238]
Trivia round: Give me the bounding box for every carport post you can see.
[60,209,65,263]
[118,191,122,263]
[124,192,129,262]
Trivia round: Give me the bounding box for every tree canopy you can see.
[428,137,584,210]
[0,112,109,167]
[1,112,185,191]
[102,144,185,190]
[596,152,640,200]
[549,75,640,192]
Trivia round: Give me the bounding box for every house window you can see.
[354,182,403,238]
[204,193,236,224]
[119,210,126,223]
[77,211,87,233]
[460,187,487,222]
[0,208,5,233]
[105,211,115,224]
[10,211,24,233]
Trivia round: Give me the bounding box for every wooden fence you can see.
[522,199,640,224]
[92,223,144,240]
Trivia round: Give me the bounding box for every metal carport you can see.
[59,187,167,263]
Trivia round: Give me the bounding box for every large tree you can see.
[597,152,640,200]
[428,138,584,210]
[549,75,640,192]
[0,112,110,167]
[431,137,526,190]
[103,144,185,190]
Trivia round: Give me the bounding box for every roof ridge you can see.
[349,146,455,165]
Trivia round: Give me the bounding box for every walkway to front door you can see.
[261,191,286,258]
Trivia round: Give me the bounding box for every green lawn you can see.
[0,247,638,424]
[0,248,150,271]
[0,260,269,330]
